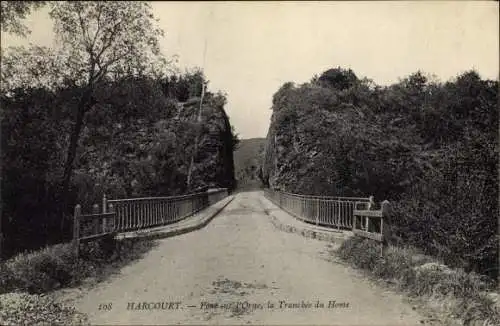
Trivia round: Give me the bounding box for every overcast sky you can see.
[2,1,498,139]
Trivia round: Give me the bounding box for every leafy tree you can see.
[317,67,358,90]
[1,1,169,232]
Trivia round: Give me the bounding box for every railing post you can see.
[315,198,319,226]
[102,194,107,214]
[108,203,115,232]
[102,194,107,231]
[381,200,391,256]
[367,195,375,210]
[73,204,81,257]
[93,204,99,234]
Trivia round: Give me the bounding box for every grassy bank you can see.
[336,237,499,326]
[0,237,157,325]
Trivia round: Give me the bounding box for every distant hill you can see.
[234,138,266,189]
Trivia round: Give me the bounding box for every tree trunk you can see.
[60,88,92,233]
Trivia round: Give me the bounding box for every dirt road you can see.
[66,191,426,325]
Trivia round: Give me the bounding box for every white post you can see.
[367,196,375,210]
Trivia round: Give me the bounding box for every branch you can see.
[77,9,92,54]
[94,18,124,65]
[93,46,135,83]
[90,3,103,53]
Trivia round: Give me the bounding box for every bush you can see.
[0,292,89,325]
[0,237,158,296]
[336,237,499,325]
[3,244,76,294]
[337,237,382,270]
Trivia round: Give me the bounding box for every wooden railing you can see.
[73,202,117,256]
[264,189,374,229]
[353,200,391,254]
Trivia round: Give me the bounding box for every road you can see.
[64,191,427,325]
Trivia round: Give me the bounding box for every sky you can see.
[1,1,499,139]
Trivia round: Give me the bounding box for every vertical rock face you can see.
[1,75,238,258]
[262,67,499,280]
[178,97,236,192]
[262,120,277,189]
[219,106,237,191]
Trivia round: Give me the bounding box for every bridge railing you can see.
[207,188,229,205]
[103,188,228,233]
[264,189,374,229]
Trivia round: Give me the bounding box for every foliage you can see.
[1,1,172,240]
[0,238,157,295]
[1,71,237,258]
[161,68,206,102]
[233,138,267,189]
[0,237,159,325]
[0,292,89,326]
[0,1,47,36]
[48,1,168,85]
[263,67,498,279]
[337,238,499,326]
[1,2,237,257]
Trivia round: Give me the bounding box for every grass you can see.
[0,292,90,326]
[336,237,499,326]
[0,237,158,325]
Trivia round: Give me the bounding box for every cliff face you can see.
[1,76,237,257]
[261,67,498,279]
[178,97,236,192]
[261,80,370,196]
[78,87,237,200]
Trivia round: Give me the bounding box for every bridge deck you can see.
[57,191,429,325]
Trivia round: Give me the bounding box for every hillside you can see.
[1,72,237,258]
[262,67,498,279]
[233,138,266,189]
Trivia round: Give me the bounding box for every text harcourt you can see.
[126,301,182,310]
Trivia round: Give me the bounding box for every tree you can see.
[317,67,358,90]
[50,1,169,230]
[2,1,169,232]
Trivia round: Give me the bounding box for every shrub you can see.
[0,292,89,325]
[3,244,76,294]
[0,237,157,296]
[337,237,381,270]
[336,237,500,325]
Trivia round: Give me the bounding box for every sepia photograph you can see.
[0,1,498,325]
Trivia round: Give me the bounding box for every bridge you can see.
[64,189,428,325]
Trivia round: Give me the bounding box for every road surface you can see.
[63,191,428,325]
